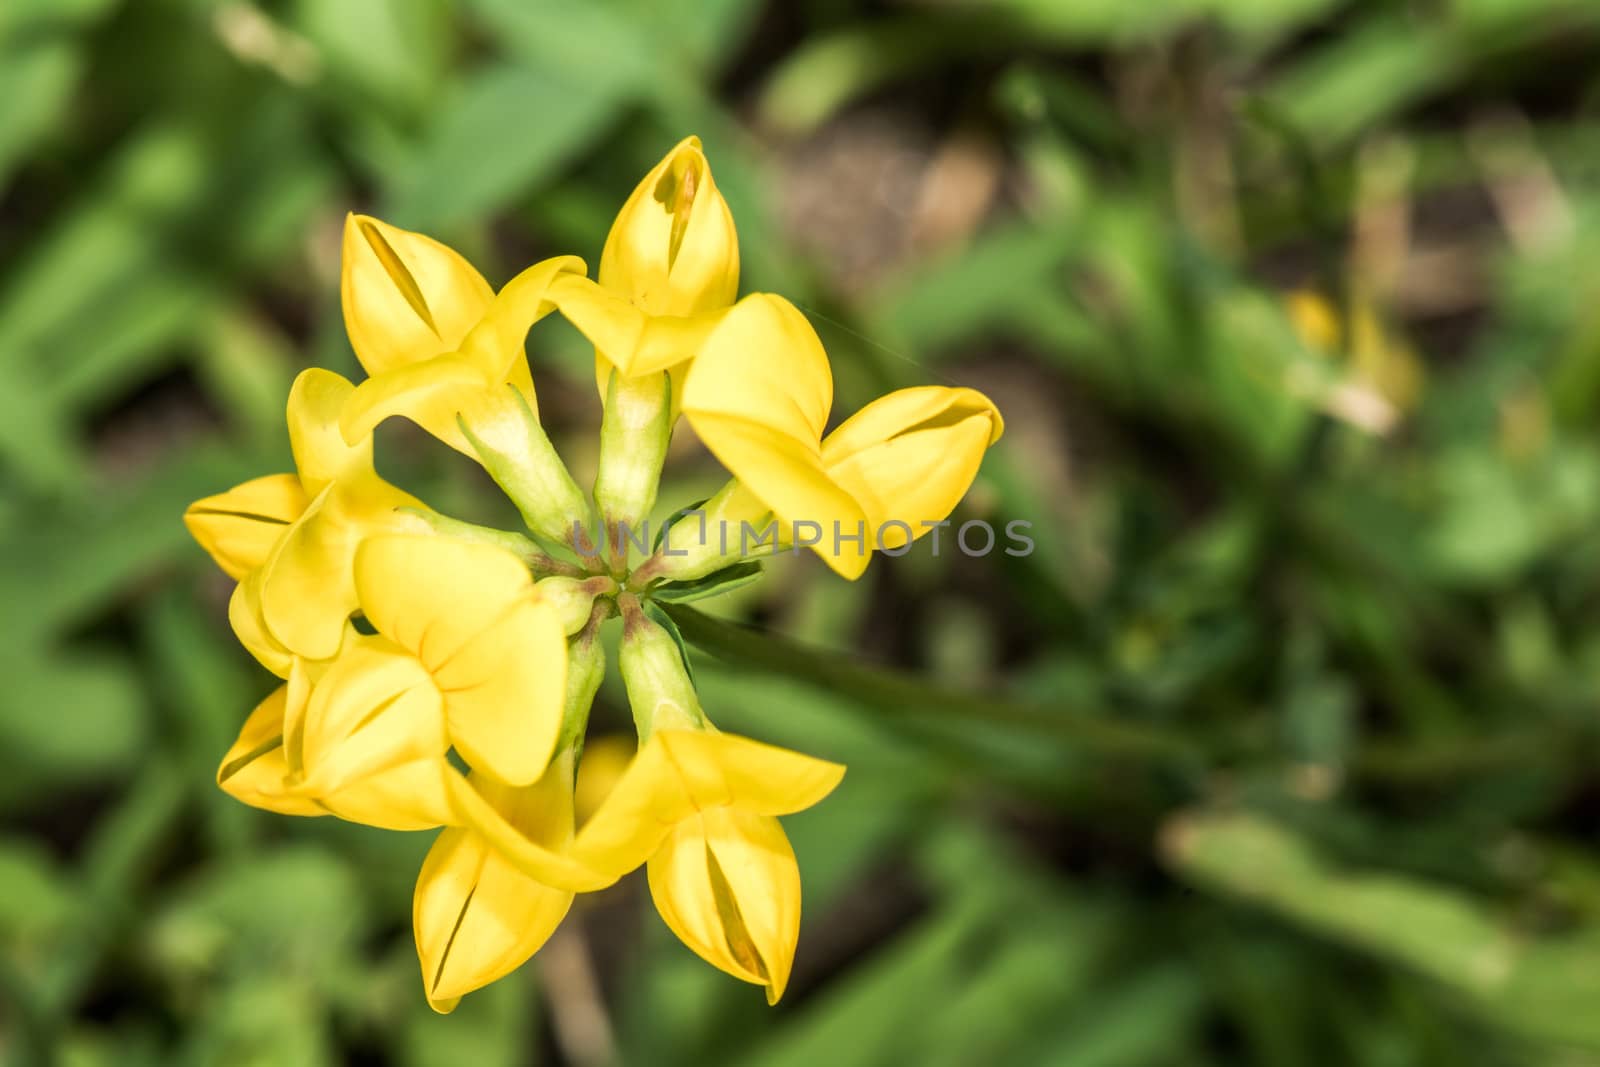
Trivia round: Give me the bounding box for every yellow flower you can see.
[550,136,739,386]
[216,642,454,830]
[195,137,936,1012]
[516,609,843,1002]
[217,534,571,832]
[567,727,839,1002]
[189,367,425,670]
[352,535,569,787]
[409,625,609,1013]
[674,293,1004,578]
[1284,288,1424,432]
[339,216,583,452]
[341,213,495,376]
[413,750,577,1013]
[600,134,739,318]
[335,214,590,542]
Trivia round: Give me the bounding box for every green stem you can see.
[659,604,1205,767]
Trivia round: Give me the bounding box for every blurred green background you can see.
[7,0,1600,1063]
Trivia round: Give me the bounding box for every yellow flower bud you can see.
[600,136,738,317]
[340,214,494,376]
[279,642,457,829]
[413,751,577,1013]
[218,648,456,831]
[648,807,801,1004]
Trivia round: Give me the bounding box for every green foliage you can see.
[5,0,1600,1063]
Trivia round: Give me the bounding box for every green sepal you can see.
[594,370,672,531]
[652,497,710,552]
[643,601,696,687]
[457,389,590,546]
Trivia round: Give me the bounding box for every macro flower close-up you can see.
[185,138,951,1012]
[9,3,1600,1065]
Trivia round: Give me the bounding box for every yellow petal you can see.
[549,274,725,381]
[340,256,587,454]
[682,293,831,442]
[278,655,316,776]
[317,758,458,831]
[341,214,493,376]
[354,536,567,786]
[439,770,614,891]
[647,808,799,1003]
[435,598,567,787]
[821,385,1003,458]
[229,576,295,678]
[599,136,739,317]
[680,294,871,576]
[455,255,586,382]
[570,730,844,879]
[216,685,325,817]
[574,735,635,826]
[294,634,448,794]
[255,476,425,662]
[821,386,1002,550]
[414,757,577,1011]
[184,473,309,580]
[339,354,488,455]
[685,416,869,578]
[286,368,368,496]
[254,487,351,661]
[661,731,846,814]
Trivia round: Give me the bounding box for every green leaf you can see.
[291,0,451,115]
[149,846,367,984]
[0,839,76,946]
[661,604,1201,767]
[1166,811,1600,1051]
[648,560,763,603]
[0,646,146,788]
[388,61,629,229]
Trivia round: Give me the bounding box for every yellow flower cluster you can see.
[185,137,1002,1010]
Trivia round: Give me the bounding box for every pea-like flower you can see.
[339,214,589,543]
[218,535,568,814]
[568,605,839,1003]
[188,134,999,1012]
[666,293,1004,579]
[551,135,740,384]
[188,367,426,671]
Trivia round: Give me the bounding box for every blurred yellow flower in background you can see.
[1285,288,1425,434]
